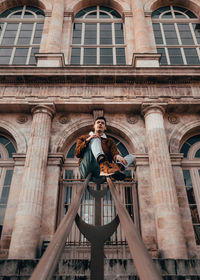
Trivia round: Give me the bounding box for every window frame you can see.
[71,5,126,65]
[0,5,44,65]
[152,5,200,65]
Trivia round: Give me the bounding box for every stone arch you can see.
[0,120,27,153]
[67,0,130,17]
[169,120,200,153]
[0,0,50,14]
[144,0,200,17]
[52,118,145,154]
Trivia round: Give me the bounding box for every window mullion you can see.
[97,22,100,64]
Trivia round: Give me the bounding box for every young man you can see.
[75,116,135,181]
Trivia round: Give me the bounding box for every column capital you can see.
[31,105,56,119]
[141,103,166,117]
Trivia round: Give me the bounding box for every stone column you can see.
[36,0,65,67]
[8,105,55,259]
[131,0,160,67]
[0,155,25,258]
[143,104,187,258]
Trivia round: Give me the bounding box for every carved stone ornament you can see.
[168,114,180,124]
[59,115,69,124]
[16,115,28,124]
[127,114,138,124]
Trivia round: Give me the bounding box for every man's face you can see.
[94,119,106,134]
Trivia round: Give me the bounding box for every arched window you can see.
[181,135,200,244]
[57,135,138,258]
[0,135,16,238]
[0,5,44,65]
[152,6,200,65]
[71,6,125,65]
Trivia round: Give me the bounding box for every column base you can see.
[133,53,161,67]
[35,53,65,67]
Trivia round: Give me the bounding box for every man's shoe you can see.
[100,161,120,176]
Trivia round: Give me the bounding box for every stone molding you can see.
[35,53,65,67]
[12,153,26,166]
[47,153,65,166]
[31,104,56,119]
[142,103,166,117]
[93,109,104,121]
[134,153,149,166]
[132,53,161,67]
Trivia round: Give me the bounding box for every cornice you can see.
[0,66,200,84]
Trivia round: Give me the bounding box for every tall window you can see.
[0,135,16,238]
[152,6,200,65]
[181,135,200,244]
[71,6,125,65]
[0,5,44,65]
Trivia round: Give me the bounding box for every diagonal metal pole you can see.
[106,177,162,280]
[30,173,92,280]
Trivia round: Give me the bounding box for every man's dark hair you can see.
[95,116,107,124]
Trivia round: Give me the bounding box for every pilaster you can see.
[8,105,55,259]
[37,0,65,67]
[131,0,160,67]
[142,104,188,258]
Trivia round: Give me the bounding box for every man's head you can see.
[93,116,107,135]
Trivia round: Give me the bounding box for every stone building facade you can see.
[0,0,200,278]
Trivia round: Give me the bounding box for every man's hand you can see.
[86,134,100,143]
[116,155,127,165]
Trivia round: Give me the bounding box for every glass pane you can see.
[67,143,76,158]
[184,48,200,65]
[190,205,200,223]
[75,7,96,18]
[84,24,97,45]
[115,23,124,44]
[86,12,97,18]
[6,142,16,158]
[173,6,197,18]
[178,24,194,45]
[26,6,45,17]
[12,48,29,64]
[29,47,39,64]
[153,23,163,45]
[183,170,195,204]
[71,48,81,64]
[1,23,19,45]
[163,24,179,45]
[152,6,170,18]
[0,48,12,64]
[0,170,13,204]
[100,23,112,45]
[157,48,168,65]
[100,48,113,64]
[174,12,186,18]
[72,23,82,44]
[195,149,200,158]
[168,48,184,65]
[162,12,173,18]
[10,11,22,18]
[32,23,43,44]
[193,24,200,44]
[116,48,125,65]
[0,136,10,146]
[17,24,33,45]
[23,11,34,18]
[0,205,6,224]
[194,225,200,245]
[84,48,97,64]
[99,12,110,18]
